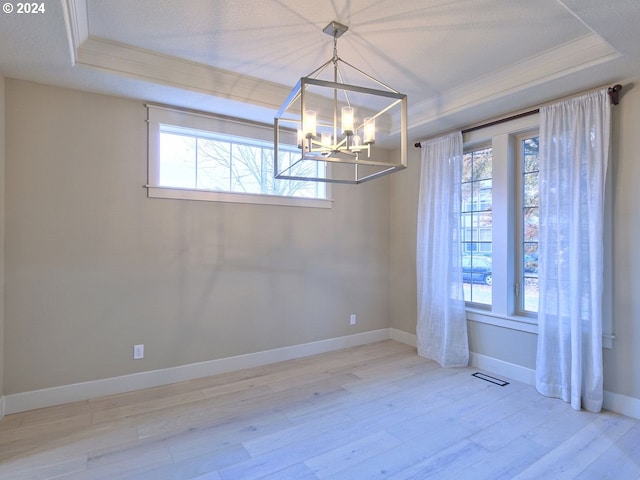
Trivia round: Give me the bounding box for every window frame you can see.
[515,131,540,318]
[462,114,540,334]
[461,143,494,309]
[146,105,332,209]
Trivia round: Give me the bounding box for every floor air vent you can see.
[472,372,509,386]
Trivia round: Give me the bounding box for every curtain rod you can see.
[414,84,622,148]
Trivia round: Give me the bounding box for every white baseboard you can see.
[6,328,639,421]
[392,330,639,420]
[470,352,537,386]
[603,390,640,420]
[391,329,538,385]
[390,328,417,347]
[4,329,391,415]
[470,353,640,420]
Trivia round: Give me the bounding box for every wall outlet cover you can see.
[133,344,144,359]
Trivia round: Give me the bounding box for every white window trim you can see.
[514,131,540,318]
[146,105,332,209]
[463,113,539,334]
[146,184,333,208]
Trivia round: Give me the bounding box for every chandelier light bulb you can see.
[303,110,317,138]
[296,128,304,149]
[341,106,354,136]
[364,117,375,145]
[321,132,332,148]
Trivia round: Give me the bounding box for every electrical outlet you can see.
[133,344,144,360]
[350,314,357,325]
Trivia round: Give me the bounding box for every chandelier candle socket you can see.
[274,20,408,184]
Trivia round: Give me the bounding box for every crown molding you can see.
[76,36,292,112]
[63,2,620,138]
[61,0,289,110]
[407,33,620,133]
[61,0,89,66]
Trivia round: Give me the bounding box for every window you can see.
[520,136,539,313]
[147,105,331,208]
[461,114,614,344]
[461,147,493,306]
[461,115,540,331]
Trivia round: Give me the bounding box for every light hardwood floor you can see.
[1,340,639,479]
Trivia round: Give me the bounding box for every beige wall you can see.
[4,76,638,405]
[389,147,420,335]
[3,80,391,394]
[390,80,640,401]
[0,75,5,398]
[604,81,640,399]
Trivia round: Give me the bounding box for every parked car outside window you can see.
[462,255,492,285]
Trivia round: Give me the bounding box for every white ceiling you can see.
[1,0,639,145]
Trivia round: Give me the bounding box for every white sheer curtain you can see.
[416,132,468,367]
[536,89,611,412]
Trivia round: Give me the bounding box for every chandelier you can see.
[274,21,407,184]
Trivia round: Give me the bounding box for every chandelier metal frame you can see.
[274,21,408,184]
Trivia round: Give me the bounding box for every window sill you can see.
[466,308,615,348]
[466,308,538,334]
[146,185,333,209]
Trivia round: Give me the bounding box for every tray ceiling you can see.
[1,0,639,144]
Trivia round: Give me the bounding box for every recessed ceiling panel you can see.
[86,0,589,98]
[1,0,638,142]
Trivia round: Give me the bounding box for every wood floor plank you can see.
[242,411,353,457]
[256,462,317,480]
[574,420,640,479]
[468,397,567,451]
[465,436,549,480]
[511,412,637,479]
[387,438,488,480]
[1,340,639,480]
[321,438,449,480]
[304,430,403,478]
[129,444,249,480]
[167,411,291,463]
[0,452,87,480]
